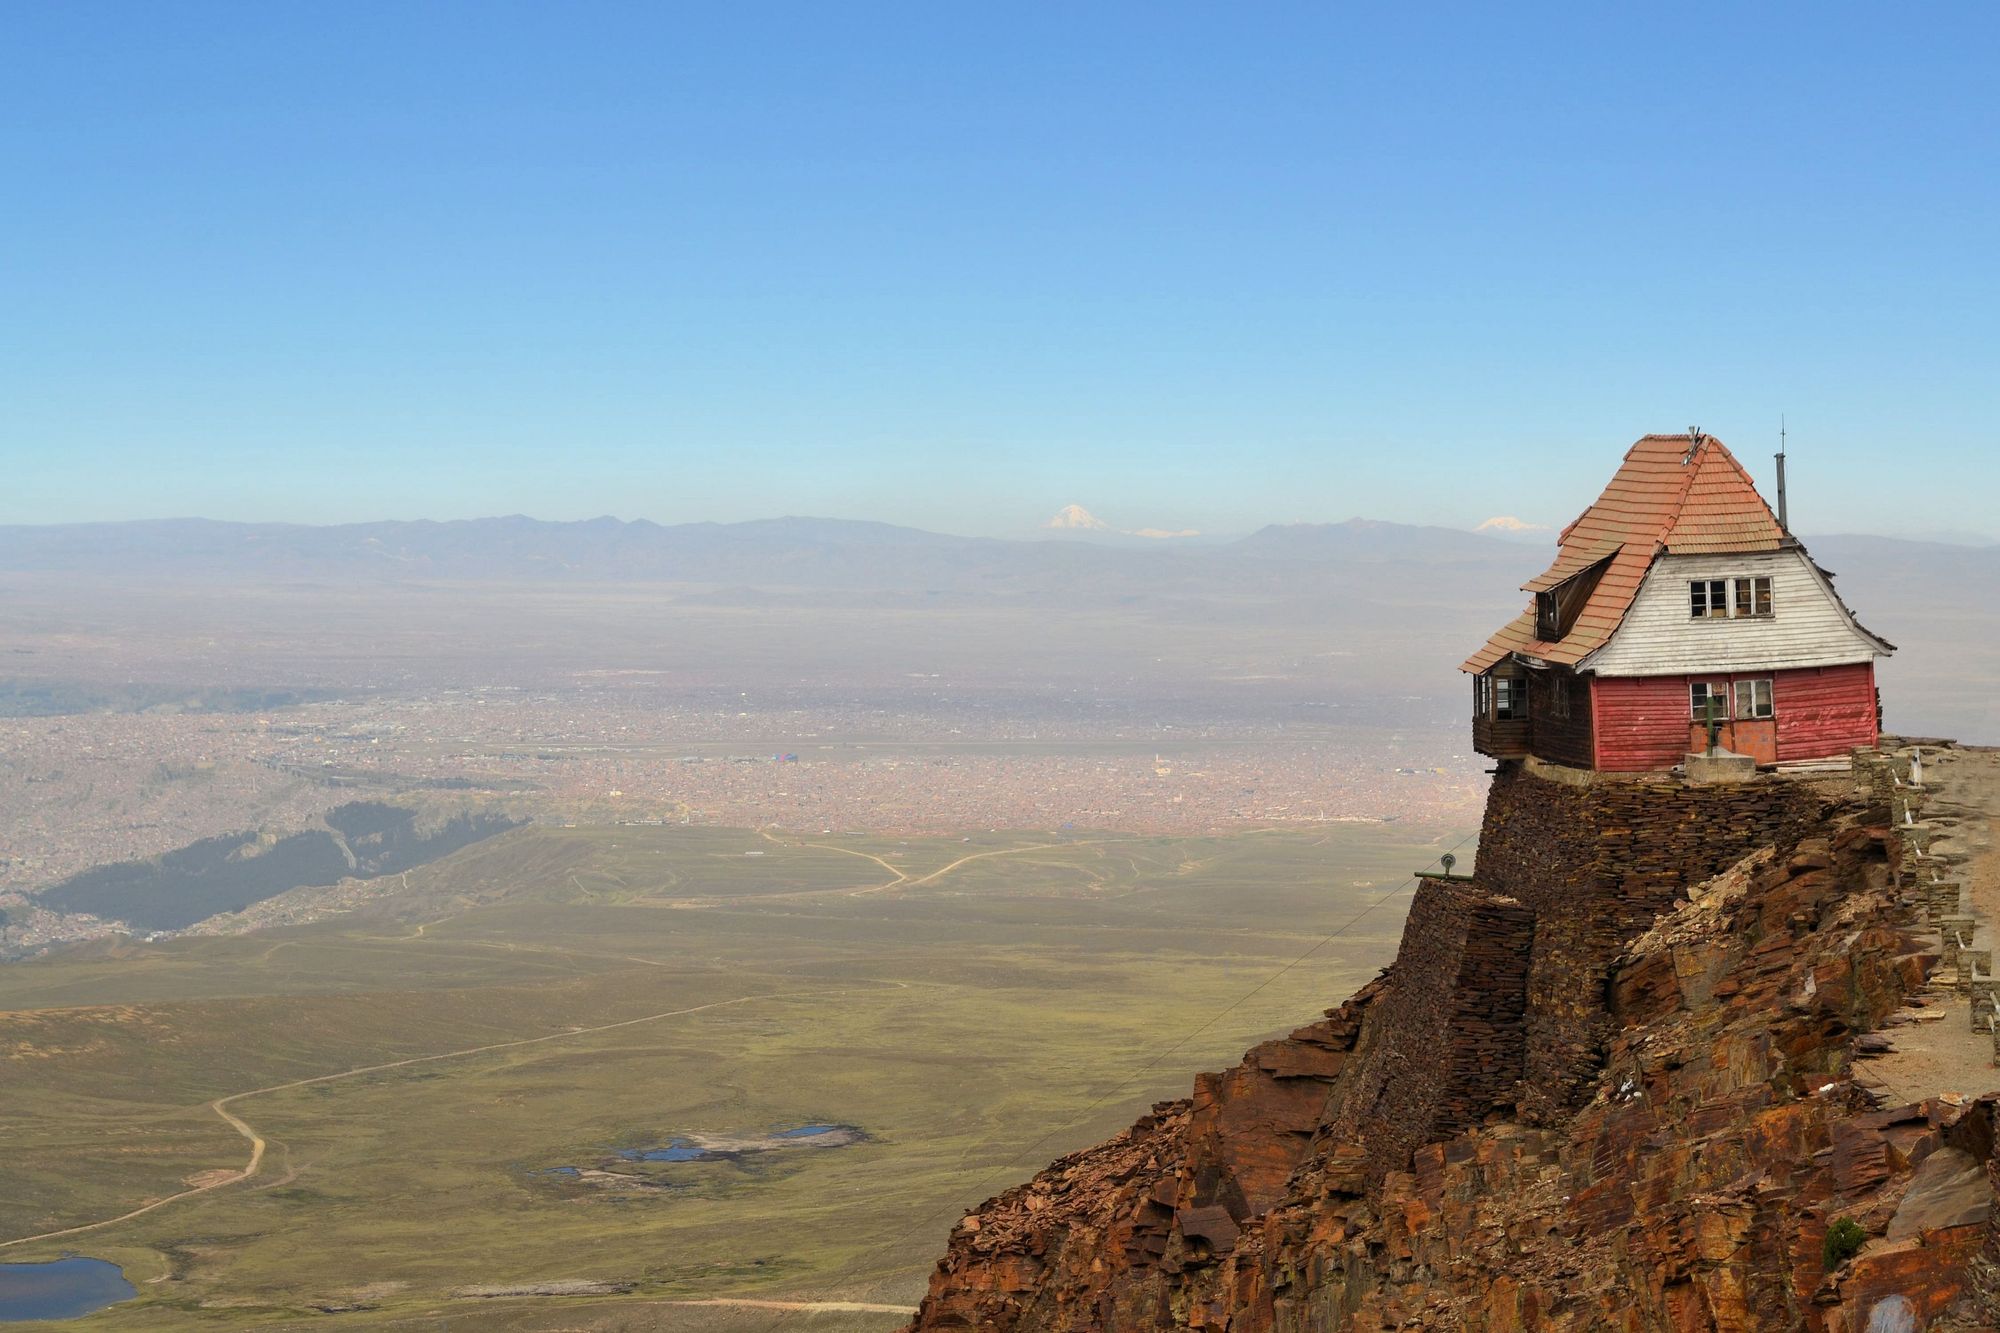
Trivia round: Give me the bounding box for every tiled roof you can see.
[1461,434,1786,673]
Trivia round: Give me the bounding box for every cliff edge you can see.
[908,745,2000,1331]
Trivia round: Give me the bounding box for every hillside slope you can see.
[908,747,2000,1331]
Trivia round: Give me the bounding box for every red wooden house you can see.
[1463,433,1893,772]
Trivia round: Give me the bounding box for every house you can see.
[1463,432,1893,772]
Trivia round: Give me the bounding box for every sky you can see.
[2,3,1995,540]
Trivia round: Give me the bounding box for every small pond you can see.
[545,1124,863,1184]
[0,1257,135,1323]
[619,1140,710,1163]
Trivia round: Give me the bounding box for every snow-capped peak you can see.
[1042,504,1113,531]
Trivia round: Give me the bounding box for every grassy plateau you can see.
[0,821,1456,1330]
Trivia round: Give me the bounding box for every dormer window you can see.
[1536,592,1560,639]
[1690,575,1774,619]
[1534,555,1614,642]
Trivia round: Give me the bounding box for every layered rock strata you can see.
[909,757,2000,1331]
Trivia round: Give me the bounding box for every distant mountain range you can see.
[0,515,1989,739]
[0,514,1542,588]
[0,515,1988,637]
[2,516,1989,655]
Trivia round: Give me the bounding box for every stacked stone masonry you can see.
[1324,880,1533,1184]
[1474,760,1826,1120]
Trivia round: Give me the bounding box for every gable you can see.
[1580,549,1892,676]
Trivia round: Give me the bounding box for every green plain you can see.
[0,821,1454,1330]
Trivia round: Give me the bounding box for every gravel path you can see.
[1861,745,2000,1104]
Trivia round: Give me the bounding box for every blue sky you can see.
[3,3,1994,539]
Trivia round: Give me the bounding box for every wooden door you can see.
[1687,717,1777,765]
[1733,719,1777,766]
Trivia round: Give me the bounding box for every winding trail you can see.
[896,837,1142,890]
[759,828,910,888]
[664,1298,918,1314]
[744,830,1158,900]
[0,981,908,1252]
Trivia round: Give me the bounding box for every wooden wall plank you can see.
[1585,549,1881,677]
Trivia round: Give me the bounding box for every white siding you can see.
[1582,550,1883,677]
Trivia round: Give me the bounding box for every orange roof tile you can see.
[1461,434,1786,673]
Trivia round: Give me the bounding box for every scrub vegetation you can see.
[0,819,1446,1329]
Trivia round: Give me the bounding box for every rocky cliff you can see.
[908,750,2000,1331]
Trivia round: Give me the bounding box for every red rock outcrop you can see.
[909,762,2000,1331]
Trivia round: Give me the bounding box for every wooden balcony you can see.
[1473,712,1531,759]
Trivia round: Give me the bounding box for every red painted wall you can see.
[1774,662,1879,762]
[1590,676,1691,771]
[1588,663,1878,771]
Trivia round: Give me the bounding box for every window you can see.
[1550,674,1571,720]
[1735,576,1774,618]
[1690,575,1775,618]
[1733,678,1774,720]
[1478,673,1529,721]
[1536,591,1560,640]
[1690,681,1726,720]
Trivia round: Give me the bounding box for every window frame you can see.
[1732,678,1774,720]
[1733,575,1774,619]
[1689,681,1727,721]
[1690,579,1729,618]
[1493,676,1525,721]
[1689,574,1775,619]
[1536,591,1560,640]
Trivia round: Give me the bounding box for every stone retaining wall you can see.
[1473,761,1827,1120]
[1329,879,1534,1181]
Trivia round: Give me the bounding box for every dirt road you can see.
[0,981,912,1251]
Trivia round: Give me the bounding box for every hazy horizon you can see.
[2,502,1994,549]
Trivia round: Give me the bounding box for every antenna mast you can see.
[1775,416,1790,535]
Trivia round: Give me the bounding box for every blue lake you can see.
[618,1140,709,1163]
[0,1257,135,1323]
[549,1125,856,1177]
[615,1125,846,1163]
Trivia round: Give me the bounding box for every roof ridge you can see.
[1650,437,1710,547]
[1692,435,1784,530]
